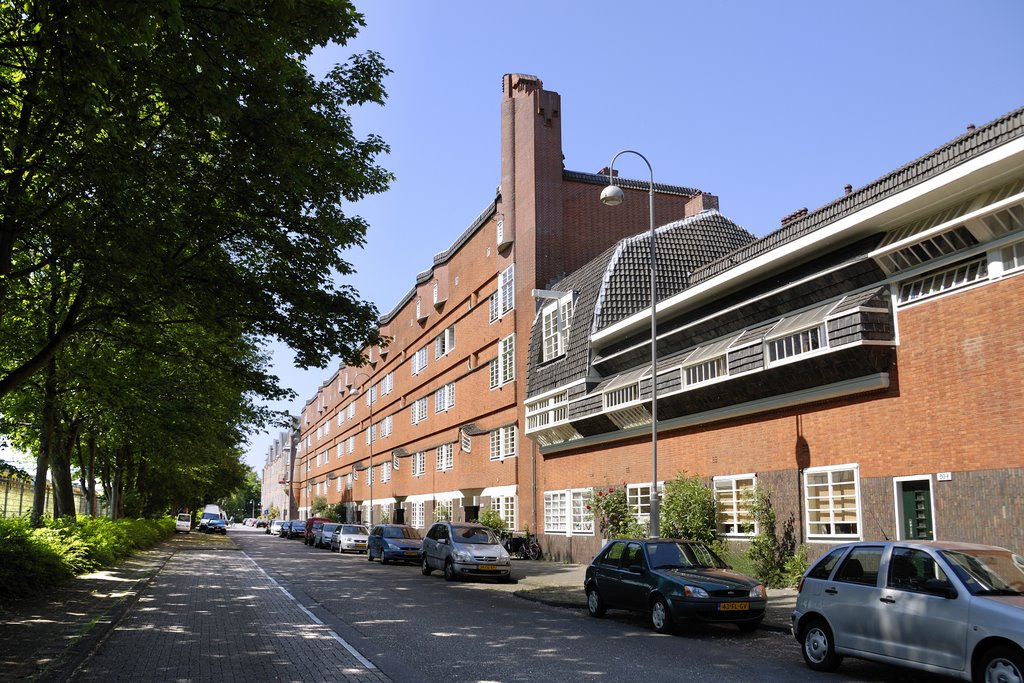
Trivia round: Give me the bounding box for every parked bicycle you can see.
[500,530,541,560]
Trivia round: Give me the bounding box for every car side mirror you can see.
[923,578,957,599]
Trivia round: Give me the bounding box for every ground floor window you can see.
[490,495,517,529]
[410,501,424,528]
[627,483,657,522]
[544,489,594,535]
[544,491,568,533]
[804,464,861,541]
[713,474,757,536]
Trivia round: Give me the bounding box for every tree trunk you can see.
[31,356,58,527]
[50,419,79,519]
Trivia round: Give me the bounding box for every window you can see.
[1003,239,1024,273]
[544,489,593,535]
[316,425,323,440]
[346,473,353,490]
[381,372,394,395]
[714,475,756,536]
[805,464,861,541]
[432,282,439,305]
[541,295,574,361]
[627,484,658,523]
[897,257,988,304]
[348,403,355,419]
[415,297,422,320]
[435,325,455,358]
[365,425,373,445]
[434,382,455,413]
[835,546,883,586]
[347,436,355,453]
[544,491,567,533]
[490,335,515,388]
[436,443,454,472]
[490,495,516,529]
[336,476,343,492]
[366,384,377,405]
[337,411,344,427]
[411,501,425,528]
[888,546,948,592]
[324,419,330,435]
[412,451,426,476]
[379,415,392,438]
[367,466,374,484]
[489,425,517,461]
[685,357,725,386]
[323,449,329,464]
[336,444,343,459]
[525,390,569,431]
[412,346,428,375]
[411,397,428,424]
[768,326,825,363]
[496,219,504,245]
[381,461,391,483]
[490,264,515,322]
[572,490,593,534]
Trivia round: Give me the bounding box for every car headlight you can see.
[453,548,473,562]
[497,547,511,563]
[749,583,766,599]
[683,585,709,598]
[384,541,398,550]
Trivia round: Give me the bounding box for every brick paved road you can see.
[70,545,390,682]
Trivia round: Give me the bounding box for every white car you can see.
[421,521,511,582]
[174,513,192,533]
[331,524,369,553]
[793,540,1024,681]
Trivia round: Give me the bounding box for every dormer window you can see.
[541,293,574,361]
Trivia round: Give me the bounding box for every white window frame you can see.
[525,390,570,432]
[411,501,425,528]
[897,256,988,305]
[541,294,573,361]
[412,451,426,477]
[347,436,355,453]
[411,397,428,424]
[767,325,826,365]
[490,264,515,323]
[489,425,517,461]
[434,382,455,413]
[381,461,391,483]
[436,443,454,472]
[626,483,662,523]
[490,495,516,530]
[381,372,394,395]
[544,488,593,536]
[347,403,355,419]
[379,415,392,438]
[713,474,757,537]
[435,325,455,359]
[804,463,862,542]
[412,346,428,375]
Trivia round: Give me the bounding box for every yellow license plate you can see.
[403,551,418,556]
[479,565,497,571]
[719,602,749,611]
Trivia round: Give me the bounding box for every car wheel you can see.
[737,618,762,633]
[380,553,389,566]
[801,618,843,672]
[444,559,458,582]
[586,586,606,618]
[421,555,433,576]
[650,596,674,634]
[367,548,375,562]
[976,645,1024,683]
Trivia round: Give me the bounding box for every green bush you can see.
[746,487,803,588]
[0,516,174,600]
[477,507,508,534]
[659,472,718,545]
[585,486,649,539]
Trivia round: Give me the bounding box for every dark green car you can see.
[584,539,766,633]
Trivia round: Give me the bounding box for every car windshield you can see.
[342,526,367,535]
[453,526,498,544]
[646,541,727,569]
[940,548,1024,595]
[177,514,191,522]
[322,524,339,533]
[384,527,420,539]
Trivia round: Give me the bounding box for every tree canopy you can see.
[0,1,391,519]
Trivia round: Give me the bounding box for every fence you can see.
[1,476,94,519]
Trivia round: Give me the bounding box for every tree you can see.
[0,1,393,520]
[659,472,718,545]
[0,1,392,400]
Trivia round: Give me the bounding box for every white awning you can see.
[683,333,741,367]
[766,301,838,340]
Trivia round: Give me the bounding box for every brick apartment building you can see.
[290,75,717,533]
[261,424,298,521]
[525,106,1024,562]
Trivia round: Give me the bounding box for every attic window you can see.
[541,293,574,361]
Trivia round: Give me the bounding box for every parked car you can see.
[368,524,423,564]
[284,520,304,539]
[175,513,192,533]
[421,521,511,582]
[792,540,1024,681]
[201,518,227,535]
[255,519,268,528]
[303,517,332,546]
[584,539,766,634]
[267,519,282,535]
[197,503,226,531]
[331,524,369,553]
[312,523,340,549]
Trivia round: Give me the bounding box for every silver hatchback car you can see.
[792,540,1024,681]
[421,521,511,582]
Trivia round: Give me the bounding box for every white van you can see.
[175,513,193,533]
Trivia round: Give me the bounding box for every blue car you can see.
[367,524,423,564]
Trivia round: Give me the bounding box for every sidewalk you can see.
[507,559,797,633]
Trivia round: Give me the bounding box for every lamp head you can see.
[600,184,625,206]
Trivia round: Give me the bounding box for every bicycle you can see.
[500,530,542,560]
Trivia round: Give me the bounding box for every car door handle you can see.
[825,587,837,595]
[879,596,895,604]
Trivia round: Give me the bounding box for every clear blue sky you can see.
[243,0,1024,471]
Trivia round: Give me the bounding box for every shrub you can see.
[746,487,802,588]
[585,486,649,539]
[477,508,507,534]
[659,472,717,545]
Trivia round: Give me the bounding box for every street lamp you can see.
[600,150,660,538]
[250,499,255,519]
[351,371,374,527]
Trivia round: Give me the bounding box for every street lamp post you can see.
[600,150,660,538]
[351,372,374,527]
[250,499,255,519]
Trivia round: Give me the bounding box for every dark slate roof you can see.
[526,210,755,397]
[593,211,757,331]
[562,169,700,197]
[692,105,1024,286]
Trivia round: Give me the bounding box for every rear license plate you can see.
[719,602,749,611]
[403,551,418,556]
[479,565,497,571]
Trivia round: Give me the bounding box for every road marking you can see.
[241,551,377,670]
